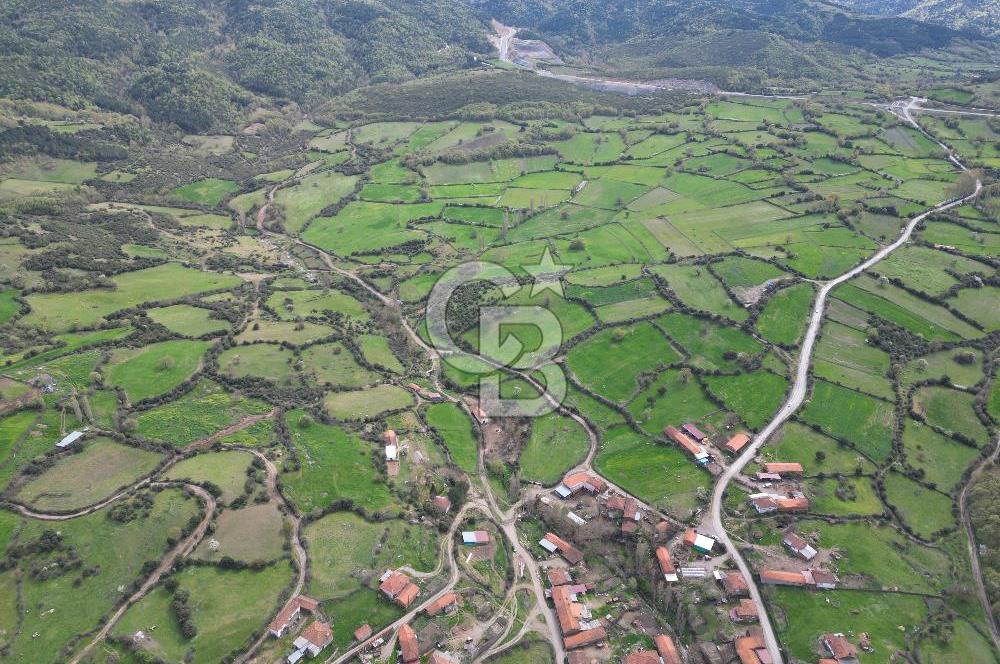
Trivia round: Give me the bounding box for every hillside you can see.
[832,0,999,37]
[0,0,491,132]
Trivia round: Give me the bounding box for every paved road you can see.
[705,114,981,663]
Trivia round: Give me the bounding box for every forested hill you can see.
[463,0,973,54]
[0,0,491,132]
[831,0,999,38]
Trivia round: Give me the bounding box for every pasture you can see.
[323,384,414,420]
[519,412,589,485]
[424,401,479,473]
[107,339,210,402]
[136,380,272,447]
[165,450,254,504]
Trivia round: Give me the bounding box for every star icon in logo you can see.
[523,247,570,298]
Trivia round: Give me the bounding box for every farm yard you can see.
[0,90,996,664]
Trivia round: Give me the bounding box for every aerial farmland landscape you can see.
[0,1,998,664]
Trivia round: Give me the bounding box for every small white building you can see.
[56,430,85,449]
[384,444,398,461]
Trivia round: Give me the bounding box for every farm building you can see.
[470,403,489,424]
[724,431,751,454]
[425,592,460,616]
[398,624,420,664]
[556,471,607,498]
[462,530,490,545]
[268,595,320,638]
[664,426,710,465]
[681,423,707,441]
[655,546,678,582]
[783,532,818,560]
[564,627,607,650]
[759,569,838,589]
[540,532,584,565]
[56,430,85,449]
[551,583,605,650]
[624,651,661,664]
[406,382,444,401]
[681,529,716,554]
[383,429,398,446]
[763,462,804,477]
[822,633,860,663]
[290,620,332,659]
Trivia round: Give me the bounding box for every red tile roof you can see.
[424,592,459,616]
[431,495,452,513]
[383,429,398,445]
[300,621,333,649]
[823,633,858,660]
[665,426,704,457]
[379,571,411,597]
[542,532,584,565]
[564,626,606,650]
[764,462,804,475]
[777,495,809,512]
[396,582,421,608]
[725,432,751,454]
[268,595,319,634]
[735,634,769,664]
[547,568,573,587]
[655,546,676,578]
[353,624,372,642]
[399,624,420,663]
[722,570,750,596]
[731,599,759,622]
[682,529,698,546]
[552,585,582,635]
[624,651,661,664]
[654,634,682,664]
[760,569,808,586]
[562,471,607,494]
[682,423,707,441]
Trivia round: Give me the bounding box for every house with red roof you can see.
[379,570,421,608]
[725,432,751,454]
[718,570,750,597]
[556,472,608,498]
[424,592,460,617]
[822,633,860,663]
[735,633,770,664]
[764,462,804,477]
[653,634,683,664]
[353,624,372,643]
[547,568,573,587]
[655,546,678,582]
[398,624,420,664]
[268,595,320,638]
[540,532,584,565]
[730,599,759,623]
[783,531,818,560]
[292,621,333,658]
[682,423,707,441]
[431,495,452,514]
[665,426,710,465]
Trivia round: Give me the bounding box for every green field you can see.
[801,380,894,461]
[702,371,787,430]
[594,425,709,517]
[274,170,359,233]
[884,472,955,538]
[756,283,814,346]
[166,450,254,504]
[566,323,678,403]
[282,410,396,514]
[519,412,589,485]
[22,264,241,332]
[323,384,414,420]
[194,503,286,562]
[424,401,479,473]
[148,304,229,337]
[305,511,438,599]
[107,339,210,402]
[15,439,162,511]
[912,385,989,444]
[173,178,239,206]
[136,380,272,447]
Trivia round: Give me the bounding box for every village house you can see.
[621,498,642,534]
[763,462,804,477]
[398,624,420,664]
[653,634,683,664]
[268,595,320,638]
[665,426,710,465]
[288,621,333,661]
[730,599,759,624]
[462,530,490,545]
[556,471,608,498]
[540,532,584,565]
[624,651,661,664]
[470,403,489,425]
[547,567,573,587]
[425,592,460,617]
[353,624,372,643]
[406,382,444,402]
[783,531,818,561]
[724,432,751,455]
[822,633,860,663]
[716,569,750,598]
[735,633,769,664]
[431,495,452,514]
[682,529,716,554]
[551,583,606,650]
[655,546,678,582]
[379,570,421,608]
[755,472,782,483]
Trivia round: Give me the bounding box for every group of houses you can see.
[267,595,333,663]
[397,622,458,664]
[622,633,684,664]
[544,567,607,651]
[749,462,810,513]
[736,631,860,664]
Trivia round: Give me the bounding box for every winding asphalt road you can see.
[704,99,982,662]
